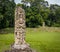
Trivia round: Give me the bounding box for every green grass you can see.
[0,28,60,52]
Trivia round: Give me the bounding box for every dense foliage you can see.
[0,0,16,29]
[21,0,60,27]
[0,0,60,29]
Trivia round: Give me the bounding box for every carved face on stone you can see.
[15,7,25,20]
[19,14,24,24]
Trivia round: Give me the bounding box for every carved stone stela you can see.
[5,6,35,52]
[13,6,28,49]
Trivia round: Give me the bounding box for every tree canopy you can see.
[0,0,16,29]
[0,0,60,29]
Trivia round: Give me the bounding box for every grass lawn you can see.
[0,28,60,52]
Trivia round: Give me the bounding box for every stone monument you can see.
[13,6,28,49]
[5,6,35,52]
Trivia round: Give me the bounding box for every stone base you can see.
[5,47,36,52]
[12,43,30,50]
[5,43,36,52]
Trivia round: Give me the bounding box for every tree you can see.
[48,4,60,27]
[55,7,60,27]
[0,0,16,29]
[22,0,50,27]
[18,0,60,27]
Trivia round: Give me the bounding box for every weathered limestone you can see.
[12,6,29,49]
[5,6,36,52]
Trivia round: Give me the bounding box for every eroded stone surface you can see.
[12,6,29,49]
[5,6,36,52]
[5,47,36,52]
